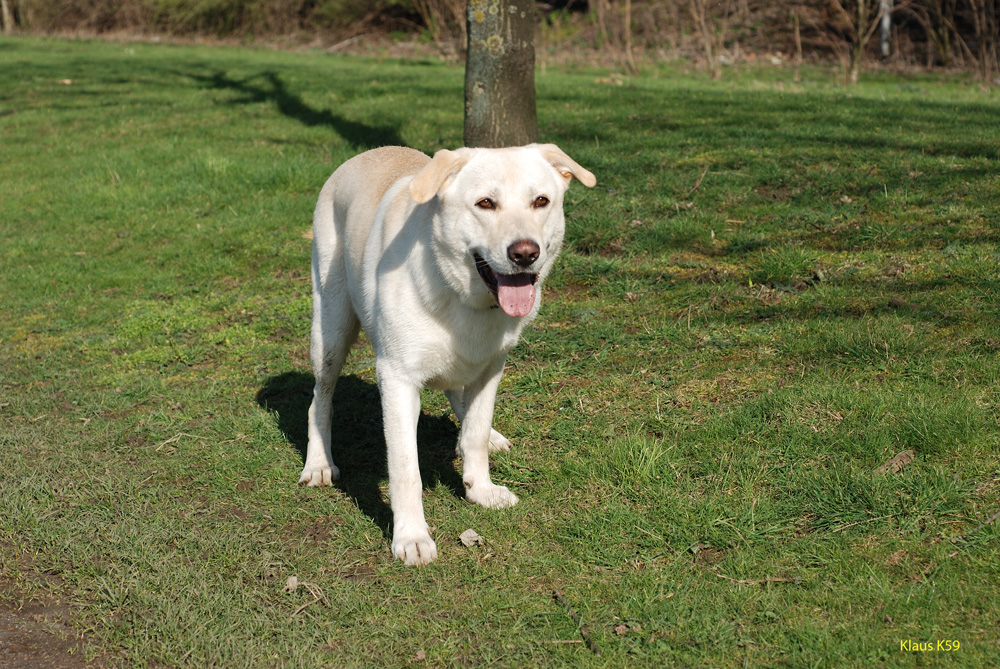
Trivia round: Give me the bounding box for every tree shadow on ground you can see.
[256,371,463,536]
[191,70,405,150]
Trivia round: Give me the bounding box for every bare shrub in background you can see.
[903,0,958,66]
[966,0,998,85]
[412,0,465,50]
[897,0,998,84]
[592,0,639,73]
[11,0,998,84]
[687,0,738,80]
[826,0,901,84]
[20,0,420,40]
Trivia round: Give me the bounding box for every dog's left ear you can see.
[410,149,468,204]
[533,144,597,188]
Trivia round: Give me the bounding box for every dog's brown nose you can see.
[507,239,540,267]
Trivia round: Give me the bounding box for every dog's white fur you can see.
[301,144,595,565]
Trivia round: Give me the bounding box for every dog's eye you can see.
[533,196,550,208]
[476,198,496,210]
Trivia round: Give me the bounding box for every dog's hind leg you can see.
[445,388,512,453]
[301,237,360,487]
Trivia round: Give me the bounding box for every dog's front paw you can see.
[298,463,340,487]
[488,429,513,453]
[392,529,438,566]
[465,482,519,509]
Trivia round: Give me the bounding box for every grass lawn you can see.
[2,35,998,667]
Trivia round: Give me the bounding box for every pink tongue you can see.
[496,273,536,317]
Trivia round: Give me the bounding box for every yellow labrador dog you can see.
[301,145,595,565]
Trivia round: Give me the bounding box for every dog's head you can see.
[410,144,596,318]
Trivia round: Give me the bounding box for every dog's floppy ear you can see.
[410,149,468,204]
[533,144,597,188]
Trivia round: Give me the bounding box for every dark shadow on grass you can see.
[256,371,463,536]
[191,70,405,150]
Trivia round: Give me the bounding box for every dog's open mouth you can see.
[474,254,538,317]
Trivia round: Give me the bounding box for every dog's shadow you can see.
[256,372,463,536]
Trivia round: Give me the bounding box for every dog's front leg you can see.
[458,358,520,509]
[378,363,438,565]
[445,389,513,454]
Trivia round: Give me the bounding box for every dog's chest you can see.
[408,314,524,390]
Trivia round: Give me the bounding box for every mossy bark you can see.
[463,0,538,148]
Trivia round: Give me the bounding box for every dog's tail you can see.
[310,176,340,246]
[307,176,340,244]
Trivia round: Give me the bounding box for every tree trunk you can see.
[1,0,14,35]
[463,0,538,148]
[880,0,892,58]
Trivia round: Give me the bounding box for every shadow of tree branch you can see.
[192,70,405,150]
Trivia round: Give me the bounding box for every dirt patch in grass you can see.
[0,543,112,667]
[0,578,105,668]
[302,516,344,545]
[689,544,726,568]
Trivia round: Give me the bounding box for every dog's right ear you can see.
[410,149,468,204]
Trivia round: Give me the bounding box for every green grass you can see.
[2,35,999,667]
